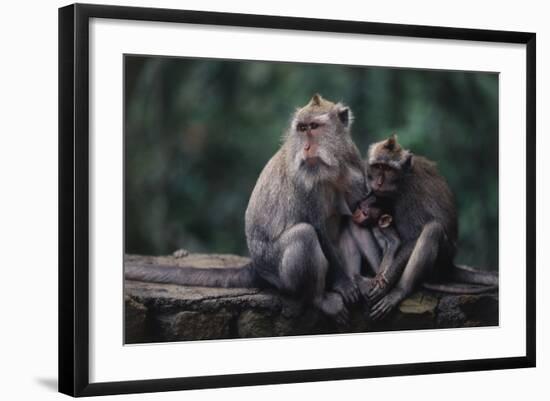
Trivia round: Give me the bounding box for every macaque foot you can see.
[370,289,406,321]
[315,292,350,326]
[333,278,361,305]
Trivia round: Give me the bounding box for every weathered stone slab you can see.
[124,254,498,343]
[437,293,499,328]
[170,311,234,341]
[124,295,148,343]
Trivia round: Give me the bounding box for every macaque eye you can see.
[310,122,319,130]
[297,123,308,132]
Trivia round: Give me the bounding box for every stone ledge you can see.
[124,254,498,343]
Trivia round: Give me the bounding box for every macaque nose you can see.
[303,140,318,162]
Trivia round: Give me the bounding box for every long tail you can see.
[450,264,499,286]
[422,264,498,294]
[125,261,259,288]
[422,282,497,294]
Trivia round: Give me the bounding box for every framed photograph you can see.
[59,3,536,397]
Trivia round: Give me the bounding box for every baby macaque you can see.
[352,194,394,230]
[352,193,402,302]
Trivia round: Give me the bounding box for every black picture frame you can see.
[59,3,536,397]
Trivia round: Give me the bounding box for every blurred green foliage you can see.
[125,56,498,270]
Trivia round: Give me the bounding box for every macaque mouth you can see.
[305,156,321,166]
[301,155,327,168]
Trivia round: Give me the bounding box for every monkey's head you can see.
[286,94,356,187]
[366,134,413,196]
[352,194,393,228]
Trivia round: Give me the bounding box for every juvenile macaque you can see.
[351,194,402,301]
[361,134,498,320]
[126,94,371,325]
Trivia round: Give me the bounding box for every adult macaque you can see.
[126,94,372,324]
[362,135,498,320]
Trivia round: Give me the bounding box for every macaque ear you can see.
[338,107,350,126]
[402,152,414,170]
[378,214,393,228]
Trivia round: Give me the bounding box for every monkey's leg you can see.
[371,222,443,320]
[277,223,350,325]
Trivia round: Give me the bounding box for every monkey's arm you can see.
[348,223,382,273]
[375,227,402,272]
[364,231,414,304]
[339,223,362,279]
[346,165,369,209]
[316,226,360,305]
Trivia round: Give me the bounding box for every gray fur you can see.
[364,137,498,320]
[125,262,258,288]
[245,95,367,322]
[393,156,458,244]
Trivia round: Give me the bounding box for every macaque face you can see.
[352,196,384,227]
[367,163,400,196]
[295,115,332,167]
[287,95,354,190]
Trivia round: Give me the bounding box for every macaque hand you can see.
[333,277,361,306]
[360,274,389,304]
[370,289,404,321]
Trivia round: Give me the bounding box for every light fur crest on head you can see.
[293,94,354,128]
[367,134,412,169]
[310,93,322,106]
[301,93,335,112]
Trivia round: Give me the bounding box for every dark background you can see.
[124,55,499,270]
